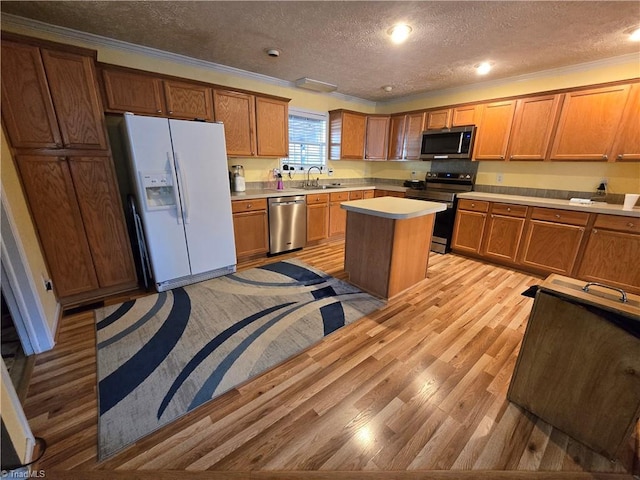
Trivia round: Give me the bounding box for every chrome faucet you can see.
[306,166,322,187]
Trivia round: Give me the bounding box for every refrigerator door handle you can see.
[168,151,183,225]
[174,152,191,224]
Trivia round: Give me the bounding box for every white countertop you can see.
[458,192,640,218]
[340,196,446,219]
[231,184,404,200]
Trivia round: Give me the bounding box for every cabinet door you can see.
[213,89,256,156]
[473,101,516,160]
[341,112,366,159]
[163,80,213,121]
[1,41,62,149]
[255,96,288,157]
[403,112,426,160]
[363,190,375,199]
[41,49,108,149]
[67,156,137,289]
[426,109,451,130]
[611,84,640,162]
[232,210,269,257]
[482,214,526,263]
[506,95,562,161]
[387,115,406,160]
[577,229,640,293]
[16,155,99,297]
[101,68,165,115]
[306,203,329,242]
[364,116,389,160]
[520,220,585,275]
[329,202,347,237]
[451,210,487,254]
[452,105,479,127]
[549,85,630,161]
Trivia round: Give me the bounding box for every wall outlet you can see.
[328,168,334,176]
[496,173,504,184]
[41,274,52,292]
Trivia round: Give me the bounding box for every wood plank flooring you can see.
[22,240,638,478]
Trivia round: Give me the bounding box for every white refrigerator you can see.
[122,114,236,292]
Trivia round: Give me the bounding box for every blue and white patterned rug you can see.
[94,259,383,459]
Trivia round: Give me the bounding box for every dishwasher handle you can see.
[272,200,306,206]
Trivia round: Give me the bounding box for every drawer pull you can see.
[246,204,252,209]
[555,214,561,218]
[628,223,635,228]
[602,154,608,160]
[507,207,511,212]
[471,203,475,207]
[583,282,627,303]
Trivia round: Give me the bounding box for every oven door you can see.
[431,201,456,254]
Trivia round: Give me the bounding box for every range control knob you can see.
[465,174,472,179]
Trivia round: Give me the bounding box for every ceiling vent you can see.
[294,77,338,93]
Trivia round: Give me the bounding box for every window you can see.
[285,108,327,170]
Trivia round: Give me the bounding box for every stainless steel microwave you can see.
[420,125,476,160]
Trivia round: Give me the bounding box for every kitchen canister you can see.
[231,165,246,192]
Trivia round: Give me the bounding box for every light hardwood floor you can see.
[23,241,638,479]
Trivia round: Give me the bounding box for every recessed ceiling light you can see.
[629,27,640,41]
[387,24,412,44]
[475,62,493,75]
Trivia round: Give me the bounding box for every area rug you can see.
[94,259,383,459]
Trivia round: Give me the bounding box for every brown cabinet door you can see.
[255,96,288,157]
[387,115,406,160]
[213,89,256,156]
[232,210,269,257]
[451,209,487,254]
[164,80,213,121]
[67,156,137,289]
[506,94,562,161]
[520,220,585,275]
[577,229,640,293]
[363,190,375,199]
[452,105,479,127]
[16,155,99,297]
[549,84,630,161]
[364,116,389,160]
[611,83,640,162]
[40,49,108,149]
[101,68,165,115]
[306,203,329,242]
[340,111,366,159]
[425,109,451,130]
[329,202,347,237]
[403,112,426,160]
[482,214,526,263]
[473,101,516,160]
[1,41,62,149]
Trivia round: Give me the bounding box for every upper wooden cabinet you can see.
[549,84,630,161]
[611,83,640,162]
[473,100,517,161]
[426,109,451,130]
[329,110,366,160]
[387,112,425,161]
[213,90,288,158]
[101,67,213,121]
[1,40,107,150]
[255,96,288,157]
[425,105,479,130]
[364,115,390,160]
[506,94,562,161]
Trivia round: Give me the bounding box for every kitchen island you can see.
[341,197,446,299]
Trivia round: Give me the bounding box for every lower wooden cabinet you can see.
[451,200,489,254]
[329,191,349,237]
[374,189,405,198]
[481,203,527,263]
[577,214,640,293]
[306,193,329,243]
[231,199,269,258]
[519,208,589,275]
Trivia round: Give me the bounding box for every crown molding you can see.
[383,52,640,106]
[1,13,375,107]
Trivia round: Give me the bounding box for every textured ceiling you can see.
[2,1,639,102]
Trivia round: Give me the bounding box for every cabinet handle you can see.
[247,204,252,209]
[509,156,514,160]
[593,229,598,234]
[618,154,624,159]
[471,203,475,207]
[628,223,635,228]
[169,111,173,114]
[555,214,561,218]
[500,155,504,160]
[602,154,608,160]
[507,207,511,212]
[156,109,162,113]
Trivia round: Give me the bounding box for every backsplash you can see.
[242,177,406,190]
[474,184,625,204]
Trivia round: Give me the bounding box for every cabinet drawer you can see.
[306,193,329,205]
[594,214,640,234]
[232,198,267,213]
[491,203,528,217]
[458,199,489,213]
[330,191,350,202]
[348,190,364,200]
[531,207,590,226]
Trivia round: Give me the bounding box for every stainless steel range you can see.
[405,172,475,253]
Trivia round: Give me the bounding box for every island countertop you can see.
[340,197,446,219]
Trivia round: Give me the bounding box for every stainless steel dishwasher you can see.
[268,195,307,254]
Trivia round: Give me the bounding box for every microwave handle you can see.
[458,134,464,154]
